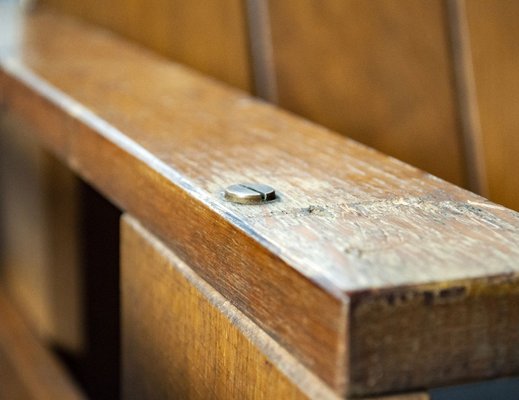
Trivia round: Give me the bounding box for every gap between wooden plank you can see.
[446,0,488,196]
[244,0,278,101]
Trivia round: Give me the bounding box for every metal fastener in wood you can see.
[224,183,276,204]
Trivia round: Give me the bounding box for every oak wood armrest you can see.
[1,6,519,397]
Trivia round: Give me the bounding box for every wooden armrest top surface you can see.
[1,6,519,396]
[2,6,517,295]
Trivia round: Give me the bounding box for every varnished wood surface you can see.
[40,0,252,91]
[122,215,335,400]
[2,8,519,396]
[464,0,519,211]
[122,215,431,400]
[0,290,85,400]
[267,0,467,187]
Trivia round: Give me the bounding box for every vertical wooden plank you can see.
[121,215,338,400]
[464,0,519,210]
[0,291,85,400]
[39,0,252,91]
[0,113,83,352]
[267,0,467,186]
[0,113,52,340]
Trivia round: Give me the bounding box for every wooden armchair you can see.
[1,1,518,399]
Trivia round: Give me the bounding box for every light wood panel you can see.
[39,0,251,91]
[0,290,85,399]
[122,215,336,400]
[267,0,466,187]
[2,9,519,396]
[464,0,519,210]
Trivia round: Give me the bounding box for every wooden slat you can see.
[122,215,335,400]
[267,0,467,187]
[0,113,83,352]
[464,0,519,211]
[39,0,251,91]
[1,8,519,397]
[0,113,54,341]
[0,290,84,400]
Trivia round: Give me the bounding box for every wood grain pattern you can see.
[350,278,519,394]
[122,215,337,400]
[464,0,519,211]
[0,290,85,400]
[122,215,430,399]
[39,0,251,91]
[2,9,519,396]
[267,0,467,187]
